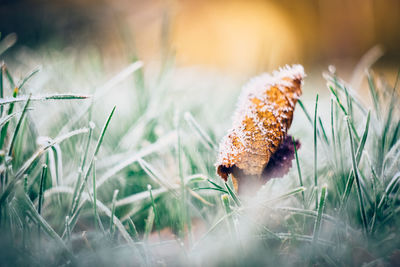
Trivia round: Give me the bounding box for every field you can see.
[0,35,400,266]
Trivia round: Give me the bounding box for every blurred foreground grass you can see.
[0,35,400,266]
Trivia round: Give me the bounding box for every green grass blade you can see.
[148,184,160,238]
[318,117,329,145]
[314,94,319,208]
[367,70,380,117]
[109,189,119,237]
[144,208,155,241]
[340,111,370,210]
[207,178,225,190]
[297,99,313,125]
[378,172,400,209]
[127,217,140,241]
[0,94,90,106]
[138,158,177,194]
[313,184,327,243]
[293,137,305,208]
[329,85,361,143]
[0,110,26,129]
[14,188,75,262]
[0,63,3,116]
[17,68,40,91]
[324,72,367,114]
[184,112,217,150]
[92,158,102,231]
[0,128,88,206]
[70,107,116,216]
[71,122,93,209]
[8,96,31,157]
[346,117,368,234]
[262,186,306,205]
[65,216,71,242]
[221,194,235,240]
[330,99,339,177]
[37,164,47,215]
[356,111,371,163]
[94,106,116,156]
[192,187,228,194]
[389,120,400,148]
[225,181,241,206]
[3,64,16,88]
[0,86,19,149]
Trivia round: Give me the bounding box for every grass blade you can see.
[127,217,140,241]
[314,94,318,209]
[293,137,305,208]
[318,117,329,145]
[109,189,119,237]
[329,86,360,142]
[346,117,368,234]
[261,186,306,205]
[0,128,88,206]
[0,63,3,116]
[8,96,31,157]
[221,194,235,239]
[70,107,116,216]
[193,187,228,194]
[340,111,370,210]
[0,94,90,105]
[225,181,241,206]
[0,110,26,129]
[366,70,380,117]
[313,184,327,242]
[148,184,160,238]
[37,164,47,215]
[14,188,75,262]
[0,86,19,149]
[17,68,40,91]
[184,112,216,150]
[144,208,155,241]
[297,99,313,125]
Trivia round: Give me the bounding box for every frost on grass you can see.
[216,64,305,192]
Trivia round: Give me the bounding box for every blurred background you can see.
[1,0,399,76]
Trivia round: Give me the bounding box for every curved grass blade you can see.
[184,112,217,150]
[48,186,134,243]
[0,85,19,149]
[0,128,88,206]
[313,184,327,243]
[0,94,90,105]
[260,186,306,205]
[109,189,119,237]
[340,111,370,210]
[144,208,155,241]
[96,131,176,189]
[346,117,368,235]
[0,110,27,129]
[192,187,228,194]
[69,107,116,217]
[329,85,360,142]
[8,96,31,157]
[292,137,305,207]
[14,188,75,262]
[297,99,313,125]
[367,70,380,117]
[225,181,241,206]
[18,68,40,91]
